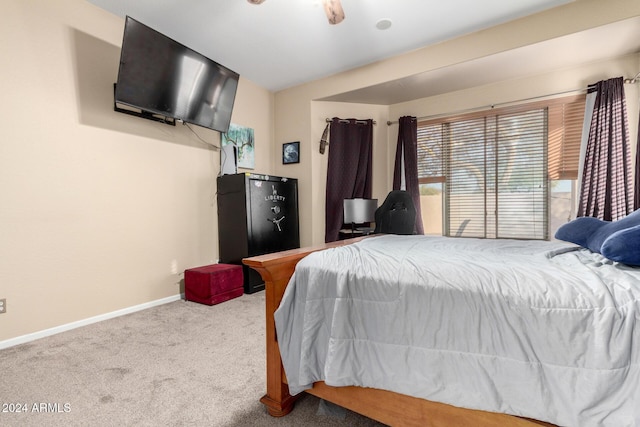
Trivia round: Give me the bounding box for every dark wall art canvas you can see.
[283,141,300,164]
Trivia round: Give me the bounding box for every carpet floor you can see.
[0,293,383,426]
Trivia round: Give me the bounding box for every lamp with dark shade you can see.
[343,198,378,236]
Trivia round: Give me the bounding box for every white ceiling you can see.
[321,15,640,104]
[87,0,576,93]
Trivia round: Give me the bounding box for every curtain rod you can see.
[326,118,377,125]
[386,87,589,125]
[624,71,640,84]
[386,73,640,125]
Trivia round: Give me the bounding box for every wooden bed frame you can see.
[243,237,556,427]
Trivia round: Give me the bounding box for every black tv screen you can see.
[115,16,239,133]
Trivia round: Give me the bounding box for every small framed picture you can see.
[283,141,300,164]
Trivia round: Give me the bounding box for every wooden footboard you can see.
[243,237,556,427]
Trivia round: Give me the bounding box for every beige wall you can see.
[0,0,274,342]
[2,0,639,344]
[389,56,640,136]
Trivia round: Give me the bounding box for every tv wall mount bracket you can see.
[113,83,176,127]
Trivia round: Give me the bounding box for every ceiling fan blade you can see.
[322,0,345,25]
[248,0,344,25]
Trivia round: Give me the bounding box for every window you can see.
[418,95,585,240]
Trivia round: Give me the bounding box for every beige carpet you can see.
[0,293,383,426]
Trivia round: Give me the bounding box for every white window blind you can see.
[417,94,585,240]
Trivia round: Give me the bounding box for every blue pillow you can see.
[555,216,608,252]
[601,224,640,266]
[555,209,640,255]
[587,209,640,253]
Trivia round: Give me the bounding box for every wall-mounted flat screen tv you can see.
[115,16,239,133]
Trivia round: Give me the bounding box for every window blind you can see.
[417,94,585,240]
[547,95,586,180]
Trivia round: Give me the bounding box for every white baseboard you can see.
[0,294,183,350]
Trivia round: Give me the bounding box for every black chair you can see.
[373,190,416,235]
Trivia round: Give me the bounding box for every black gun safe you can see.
[217,173,300,293]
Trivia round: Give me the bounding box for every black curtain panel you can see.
[325,118,373,242]
[393,116,424,234]
[578,77,633,221]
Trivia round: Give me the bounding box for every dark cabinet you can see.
[217,173,300,293]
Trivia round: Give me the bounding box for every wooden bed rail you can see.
[243,237,555,427]
[243,237,368,416]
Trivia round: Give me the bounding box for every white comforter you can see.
[274,235,640,427]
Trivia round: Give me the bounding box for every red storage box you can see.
[184,264,244,305]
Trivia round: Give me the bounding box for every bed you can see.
[243,234,640,427]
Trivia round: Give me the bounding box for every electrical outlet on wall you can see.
[0,299,6,314]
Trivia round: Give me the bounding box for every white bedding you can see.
[274,235,640,427]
